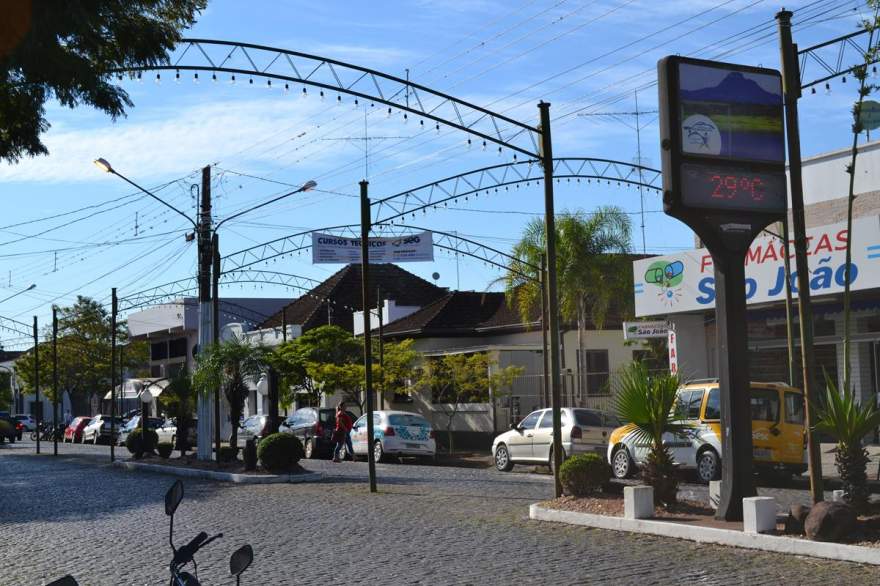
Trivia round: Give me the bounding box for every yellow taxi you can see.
[607,380,807,483]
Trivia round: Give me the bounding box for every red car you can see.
[63,417,91,443]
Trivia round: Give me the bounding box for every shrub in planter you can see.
[218,445,239,463]
[559,453,612,497]
[257,433,304,472]
[125,428,159,458]
[156,442,173,459]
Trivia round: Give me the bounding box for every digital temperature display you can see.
[680,163,786,213]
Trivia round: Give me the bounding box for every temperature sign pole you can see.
[658,56,787,521]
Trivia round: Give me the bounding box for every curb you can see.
[113,460,323,484]
[529,504,880,566]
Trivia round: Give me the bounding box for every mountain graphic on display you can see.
[681,72,780,105]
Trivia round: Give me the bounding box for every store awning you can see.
[103,378,169,401]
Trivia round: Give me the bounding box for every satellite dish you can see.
[431,272,440,281]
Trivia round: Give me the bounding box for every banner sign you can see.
[668,329,679,375]
[623,320,670,340]
[311,231,434,264]
[633,216,880,317]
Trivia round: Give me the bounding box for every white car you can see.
[117,416,164,446]
[82,414,123,444]
[350,411,436,463]
[13,414,36,432]
[491,407,622,472]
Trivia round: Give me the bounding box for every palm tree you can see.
[814,371,880,512]
[504,208,632,396]
[191,338,268,449]
[614,361,684,506]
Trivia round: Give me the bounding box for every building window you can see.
[150,364,162,378]
[168,337,187,359]
[583,350,610,396]
[151,341,168,361]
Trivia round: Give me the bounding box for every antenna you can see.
[578,91,658,253]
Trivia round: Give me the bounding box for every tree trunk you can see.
[445,411,456,456]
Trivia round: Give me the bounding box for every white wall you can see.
[353,300,421,336]
[798,140,880,206]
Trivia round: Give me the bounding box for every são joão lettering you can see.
[695,261,859,304]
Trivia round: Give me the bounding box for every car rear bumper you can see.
[382,438,436,456]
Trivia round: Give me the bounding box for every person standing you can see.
[332,402,353,463]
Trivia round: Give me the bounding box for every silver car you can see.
[491,407,622,472]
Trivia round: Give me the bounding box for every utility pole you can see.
[539,102,563,498]
[777,10,823,502]
[541,258,550,409]
[196,166,214,461]
[52,306,58,457]
[360,180,377,493]
[33,315,39,455]
[212,232,221,461]
[110,291,116,463]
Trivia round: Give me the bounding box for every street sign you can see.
[658,56,788,522]
[859,100,880,131]
[622,320,670,339]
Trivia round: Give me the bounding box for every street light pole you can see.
[197,166,214,461]
[212,231,221,461]
[539,102,563,498]
[360,180,378,493]
[33,315,40,455]
[52,306,58,456]
[0,284,36,305]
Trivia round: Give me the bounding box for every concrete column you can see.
[743,496,777,534]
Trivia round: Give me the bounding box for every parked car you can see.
[14,414,36,432]
[492,407,622,472]
[117,416,164,446]
[155,418,197,448]
[607,380,808,483]
[0,413,17,443]
[63,417,92,443]
[237,414,286,447]
[350,410,436,463]
[82,415,124,444]
[279,408,358,459]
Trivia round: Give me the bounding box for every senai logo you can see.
[642,260,684,307]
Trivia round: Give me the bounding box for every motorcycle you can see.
[44,480,253,586]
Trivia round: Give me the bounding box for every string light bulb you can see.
[230,74,236,84]
[302,87,307,98]
[193,73,199,84]
[175,70,180,83]
[155,73,161,84]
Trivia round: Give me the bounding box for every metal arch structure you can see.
[0,313,40,454]
[798,28,880,90]
[372,158,662,224]
[110,38,569,495]
[115,270,321,314]
[218,222,541,283]
[111,38,542,158]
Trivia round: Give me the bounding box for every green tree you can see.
[614,361,684,506]
[0,371,12,412]
[843,2,880,388]
[14,297,148,412]
[813,371,880,512]
[419,352,523,456]
[191,338,267,448]
[157,369,195,455]
[270,325,361,406]
[504,209,632,395]
[1,0,206,163]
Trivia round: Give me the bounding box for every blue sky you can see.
[0,0,870,343]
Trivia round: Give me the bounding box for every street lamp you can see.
[93,158,197,228]
[0,284,36,305]
[213,179,317,230]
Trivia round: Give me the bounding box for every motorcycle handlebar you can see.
[173,531,219,566]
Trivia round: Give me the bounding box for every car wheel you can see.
[304,438,315,459]
[612,447,634,479]
[373,440,385,463]
[697,448,721,483]
[494,444,514,472]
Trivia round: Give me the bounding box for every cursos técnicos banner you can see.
[311,231,434,264]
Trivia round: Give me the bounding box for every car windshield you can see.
[14,416,27,421]
[388,414,429,427]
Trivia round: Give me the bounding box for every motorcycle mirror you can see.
[229,544,254,577]
[165,479,184,517]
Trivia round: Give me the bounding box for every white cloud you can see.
[0,97,341,183]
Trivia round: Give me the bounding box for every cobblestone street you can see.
[2,441,879,585]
